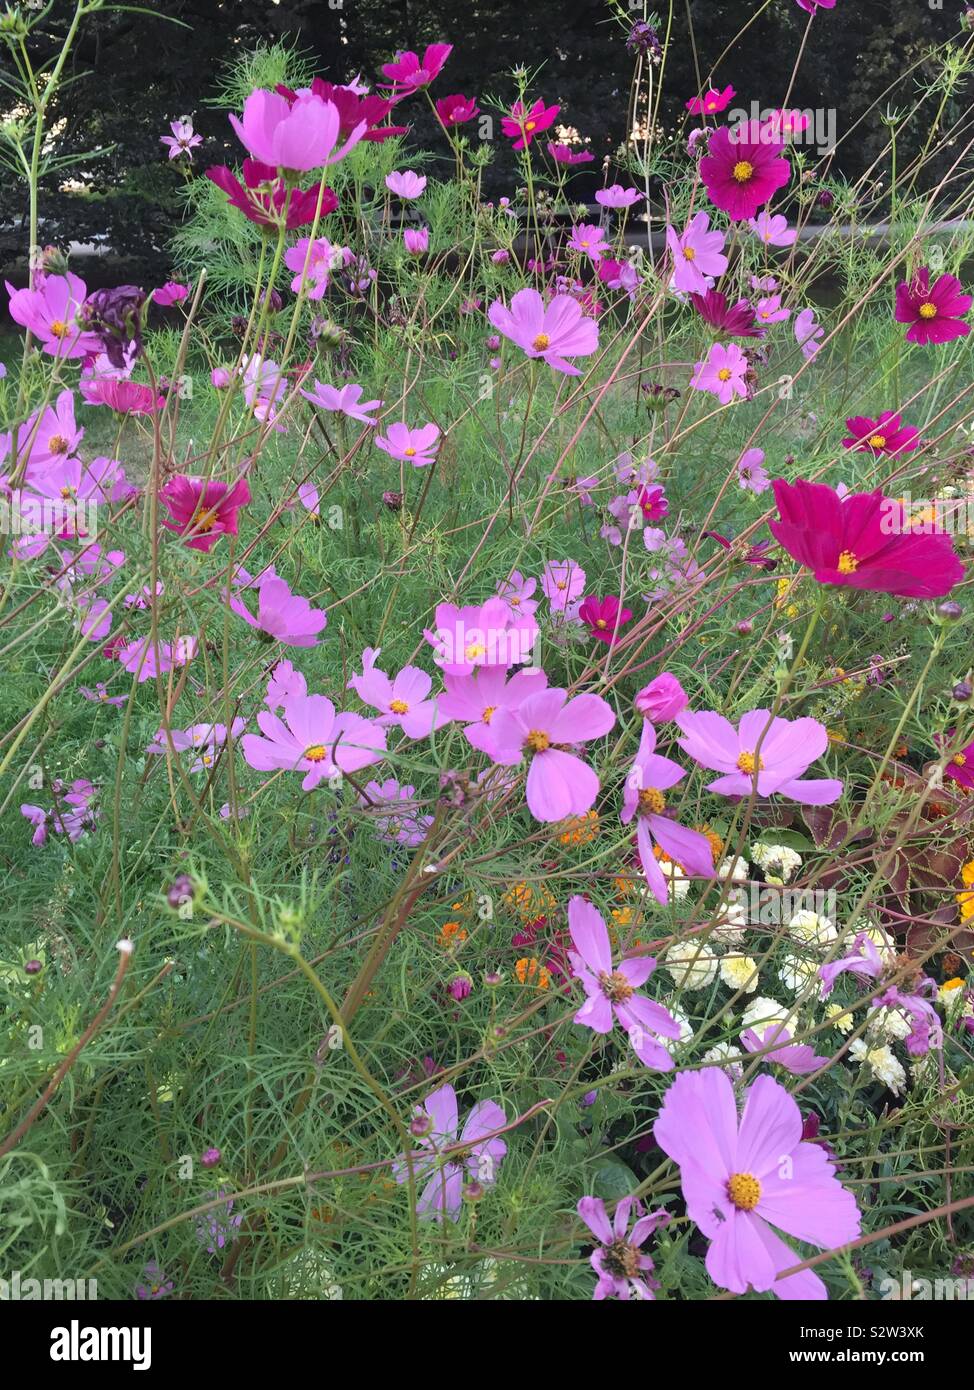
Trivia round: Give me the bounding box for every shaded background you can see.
[0,0,966,287]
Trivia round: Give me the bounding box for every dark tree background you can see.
[0,0,965,286]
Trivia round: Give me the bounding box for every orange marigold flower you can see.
[557,810,600,845]
[514,956,550,988]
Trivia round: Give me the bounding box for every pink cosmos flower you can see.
[755,293,790,325]
[439,666,547,757]
[266,659,308,710]
[690,341,749,403]
[676,707,843,804]
[436,93,480,126]
[80,682,127,708]
[277,78,407,143]
[595,185,642,209]
[748,210,797,246]
[569,223,611,260]
[160,475,251,552]
[944,735,974,790]
[347,648,447,738]
[154,282,189,307]
[495,570,538,619]
[542,559,586,610]
[741,1024,830,1075]
[700,122,790,221]
[566,895,680,1070]
[117,634,197,683]
[666,212,728,295]
[229,574,327,647]
[488,288,598,375]
[819,933,885,997]
[360,778,433,847]
[634,673,687,722]
[486,687,615,822]
[686,85,736,115]
[621,721,715,902]
[577,1196,670,1301]
[147,720,246,774]
[160,117,202,160]
[501,99,559,149]
[769,477,964,598]
[7,273,102,359]
[795,0,837,11]
[578,593,632,645]
[17,389,83,471]
[403,226,429,254]
[597,257,639,296]
[379,44,453,98]
[737,447,770,493]
[228,89,366,171]
[424,596,538,675]
[300,380,383,424]
[284,237,351,299]
[842,411,919,456]
[547,142,594,165]
[79,378,163,413]
[374,420,440,466]
[205,160,338,230]
[385,170,427,198]
[794,306,824,358]
[895,267,972,345]
[392,1081,505,1223]
[241,694,386,790]
[654,1069,860,1298]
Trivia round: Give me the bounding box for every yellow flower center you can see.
[918,302,938,319]
[59,485,75,499]
[404,447,416,457]
[50,319,69,338]
[868,434,887,449]
[482,705,497,724]
[196,507,219,531]
[389,699,410,714]
[603,1238,641,1279]
[736,750,765,775]
[732,160,754,184]
[638,787,666,815]
[683,246,696,261]
[727,1171,762,1211]
[465,642,486,660]
[598,969,634,1004]
[953,752,967,766]
[837,549,859,573]
[49,434,69,454]
[532,332,551,351]
[595,617,608,629]
[717,368,732,381]
[303,744,328,762]
[524,729,551,754]
[524,119,536,131]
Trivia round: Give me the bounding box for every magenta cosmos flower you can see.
[621,721,715,903]
[895,267,972,345]
[691,341,749,404]
[487,689,615,822]
[700,122,790,221]
[205,160,337,230]
[7,273,101,359]
[769,477,964,598]
[501,99,559,149]
[379,44,453,98]
[944,735,974,789]
[654,1069,861,1299]
[160,475,251,552]
[229,574,328,647]
[278,79,407,143]
[842,411,919,456]
[424,596,538,676]
[577,1195,670,1300]
[241,694,385,790]
[667,212,728,295]
[374,420,440,466]
[436,93,480,126]
[392,1082,506,1222]
[676,707,843,805]
[567,896,680,1070]
[488,288,598,375]
[634,673,687,723]
[80,377,163,414]
[686,85,736,115]
[795,0,836,12]
[229,89,366,172]
[300,380,382,424]
[548,142,594,165]
[691,289,762,338]
[578,594,632,645]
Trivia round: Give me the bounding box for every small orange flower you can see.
[557,810,600,845]
[503,880,557,923]
[438,920,468,948]
[514,956,550,989]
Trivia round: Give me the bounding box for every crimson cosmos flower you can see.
[578,594,633,644]
[690,289,764,338]
[205,160,337,230]
[768,478,965,598]
[895,267,972,345]
[842,411,919,456]
[276,80,408,143]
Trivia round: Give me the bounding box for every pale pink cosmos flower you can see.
[666,212,728,296]
[487,288,598,375]
[374,421,440,466]
[690,341,749,403]
[241,694,386,790]
[568,223,611,260]
[737,447,770,493]
[794,306,824,358]
[229,573,328,647]
[486,688,615,822]
[749,210,797,247]
[160,117,202,160]
[147,720,246,774]
[347,648,447,738]
[495,570,537,619]
[567,896,680,1070]
[284,237,352,299]
[756,293,790,325]
[117,635,197,683]
[541,559,586,611]
[439,666,548,757]
[423,597,538,675]
[403,226,429,254]
[577,1195,670,1302]
[229,89,367,171]
[265,659,308,710]
[654,1069,860,1299]
[360,778,433,847]
[676,708,843,804]
[385,170,427,198]
[594,185,642,209]
[741,1024,830,1075]
[300,380,383,424]
[621,721,715,903]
